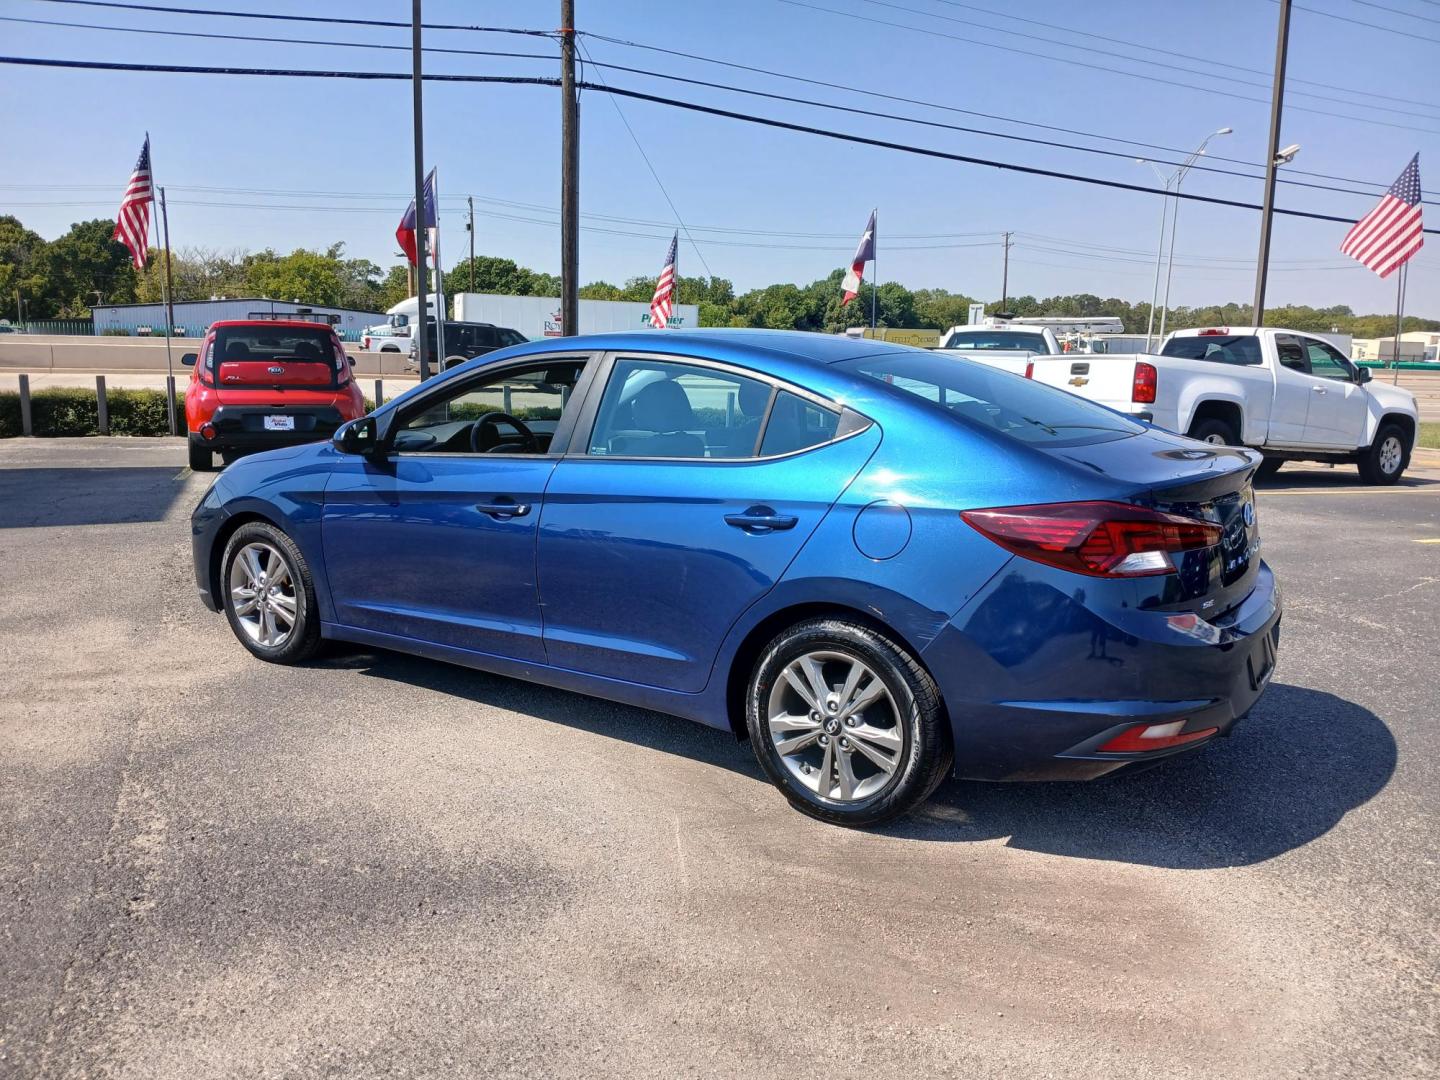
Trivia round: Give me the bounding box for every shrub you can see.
[0,388,184,438]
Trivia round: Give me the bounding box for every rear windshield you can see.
[1161,335,1262,365]
[941,331,1049,353]
[209,326,343,384]
[840,353,1145,446]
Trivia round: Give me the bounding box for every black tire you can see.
[1256,457,1284,481]
[220,522,322,664]
[1189,417,1240,446]
[188,440,213,472]
[745,618,952,828]
[1357,422,1409,486]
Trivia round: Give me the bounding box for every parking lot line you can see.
[1414,538,1440,543]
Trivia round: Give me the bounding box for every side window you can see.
[1305,341,1353,381]
[760,391,840,456]
[393,360,586,454]
[588,358,773,459]
[1275,339,1309,374]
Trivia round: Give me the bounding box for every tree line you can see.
[4,214,1435,340]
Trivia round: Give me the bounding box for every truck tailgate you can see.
[1029,354,1142,412]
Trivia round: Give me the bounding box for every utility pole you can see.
[560,0,579,337]
[1000,231,1013,311]
[467,195,476,292]
[1252,0,1291,329]
[410,0,432,380]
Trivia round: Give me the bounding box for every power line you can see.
[852,0,1440,120]
[922,0,1440,112]
[580,32,1423,194]
[1344,0,1440,22]
[32,0,555,36]
[574,38,715,278]
[1286,0,1440,42]
[1,54,1434,235]
[778,0,1440,135]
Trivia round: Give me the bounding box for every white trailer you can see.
[451,293,700,339]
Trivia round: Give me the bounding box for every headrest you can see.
[224,341,251,359]
[631,379,695,433]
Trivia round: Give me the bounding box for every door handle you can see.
[476,498,531,519]
[1311,386,1328,394]
[724,506,798,533]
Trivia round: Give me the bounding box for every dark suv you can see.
[406,321,528,372]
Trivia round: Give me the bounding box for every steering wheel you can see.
[468,411,539,454]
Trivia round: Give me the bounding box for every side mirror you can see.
[1356,365,1373,384]
[181,353,197,366]
[333,416,379,455]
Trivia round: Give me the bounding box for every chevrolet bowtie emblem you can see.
[1069,376,1089,387]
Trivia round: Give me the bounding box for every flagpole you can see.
[433,168,447,368]
[869,207,878,333]
[1393,262,1407,385]
[157,183,177,438]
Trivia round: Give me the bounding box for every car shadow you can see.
[890,682,1396,868]
[311,649,1393,871]
[0,466,191,528]
[1256,468,1438,490]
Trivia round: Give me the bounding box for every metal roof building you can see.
[91,298,387,341]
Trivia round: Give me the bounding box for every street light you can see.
[1139,127,1233,350]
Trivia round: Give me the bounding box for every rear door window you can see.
[760,391,839,456]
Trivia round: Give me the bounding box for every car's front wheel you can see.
[746,618,951,827]
[1358,422,1409,486]
[221,522,322,663]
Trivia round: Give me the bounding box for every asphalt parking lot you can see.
[1,438,1436,1080]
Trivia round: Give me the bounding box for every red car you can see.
[183,317,366,471]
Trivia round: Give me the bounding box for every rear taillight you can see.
[1132,362,1157,404]
[1023,360,1034,379]
[1097,720,1219,753]
[961,500,1222,577]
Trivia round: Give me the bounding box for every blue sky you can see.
[2,0,1436,313]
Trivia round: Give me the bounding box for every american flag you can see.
[1340,154,1423,278]
[649,231,678,329]
[841,209,876,305]
[113,135,153,270]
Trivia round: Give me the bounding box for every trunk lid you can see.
[1046,429,1260,615]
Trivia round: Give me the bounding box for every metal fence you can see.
[7,321,366,342]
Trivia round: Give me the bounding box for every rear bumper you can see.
[923,560,1282,781]
[193,404,346,450]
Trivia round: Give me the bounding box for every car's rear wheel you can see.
[188,441,213,472]
[1189,417,1239,446]
[746,618,951,827]
[1357,423,1408,486]
[221,522,322,664]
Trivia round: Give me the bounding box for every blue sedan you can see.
[190,329,1281,826]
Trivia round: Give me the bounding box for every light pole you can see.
[1138,127,1232,348]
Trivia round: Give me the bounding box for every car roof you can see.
[210,319,339,331]
[489,328,919,369]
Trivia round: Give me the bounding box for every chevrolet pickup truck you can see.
[1027,327,1420,484]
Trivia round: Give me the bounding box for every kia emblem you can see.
[268,366,284,374]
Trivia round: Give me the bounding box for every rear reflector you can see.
[1132,361,1158,404]
[199,422,217,441]
[961,500,1222,578]
[1098,720,1219,753]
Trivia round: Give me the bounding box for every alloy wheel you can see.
[1379,435,1402,475]
[766,650,904,802]
[228,542,298,648]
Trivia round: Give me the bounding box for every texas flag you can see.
[841,209,876,305]
[396,168,438,266]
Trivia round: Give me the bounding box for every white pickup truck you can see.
[935,323,1060,375]
[1027,326,1420,484]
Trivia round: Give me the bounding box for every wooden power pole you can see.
[560,0,579,336]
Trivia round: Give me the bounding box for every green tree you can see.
[35,219,138,317]
[243,248,346,307]
[0,216,48,321]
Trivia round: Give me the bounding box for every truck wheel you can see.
[1358,423,1409,486]
[188,441,213,472]
[1189,417,1239,446]
[1256,457,1284,481]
